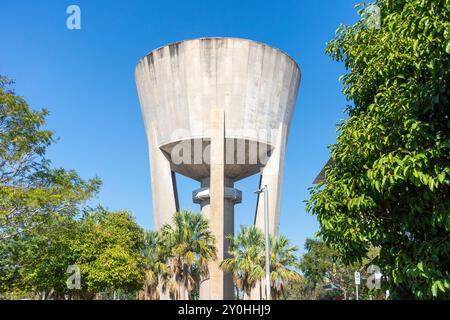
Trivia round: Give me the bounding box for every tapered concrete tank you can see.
[135,37,300,300]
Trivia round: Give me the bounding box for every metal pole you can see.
[263,185,270,300]
[356,285,359,301]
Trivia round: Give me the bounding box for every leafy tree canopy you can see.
[0,77,145,299]
[72,207,146,295]
[297,238,384,300]
[307,0,450,299]
[0,207,146,299]
[0,76,101,241]
[222,225,301,300]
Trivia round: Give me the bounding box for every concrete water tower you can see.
[135,37,300,300]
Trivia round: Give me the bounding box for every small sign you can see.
[354,271,361,285]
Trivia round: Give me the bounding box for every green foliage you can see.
[0,76,101,241]
[221,225,265,299]
[282,280,310,300]
[71,207,146,295]
[307,0,450,299]
[0,214,76,298]
[0,77,145,299]
[0,207,146,299]
[253,235,302,300]
[139,230,169,300]
[296,238,384,300]
[222,225,301,300]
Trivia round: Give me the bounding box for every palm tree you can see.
[160,210,216,300]
[220,225,264,300]
[140,230,172,300]
[252,235,302,300]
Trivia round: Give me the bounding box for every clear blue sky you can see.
[0,0,359,253]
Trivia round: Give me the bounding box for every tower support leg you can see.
[146,125,180,300]
[251,123,289,300]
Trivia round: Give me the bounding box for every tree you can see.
[0,207,147,299]
[252,235,302,300]
[221,225,265,300]
[139,230,171,300]
[0,76,100,241]
[159,210,216,300]
[22,216,77,299]
[298,238,384,300]
[71,207,146,298]
[222,226,301,300]
[299,238,351,300]
[0,213,77,299]
[307,0,450,299]
[0,76,146,299]
[0,76,100,298]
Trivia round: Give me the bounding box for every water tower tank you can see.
[135,37,300,300]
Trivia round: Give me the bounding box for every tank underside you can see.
[160,138,273,181]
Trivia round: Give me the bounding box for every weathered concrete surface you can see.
[146,122,179,230]
[193,175,241,300]
[195,182,242,300]
[209,109,228,299]
[135,38,300,149]
[255,122,289,236]
[135,37,301,300]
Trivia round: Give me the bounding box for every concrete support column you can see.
[192,178,242,300]
[192,109,242,299]
[210,108,225,300]
[193,177,242,300]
